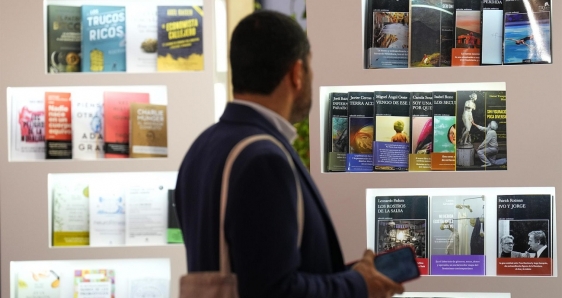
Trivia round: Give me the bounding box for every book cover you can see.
[346,92,374,172]
[367,0,409,68]
[74,269,115,298]
[410,0,454,67]
[16,269,61,298]
[128,278,169,298]
[430,195,486,275]
[327,92,348,172]
[455,91,484,170]
[431,92,456,171]
[375,195,429,275]
[373,91,410,171]
[72,96,104,160]
[481,0,504,64]
[45,92,72,159]
[89,183,125,246]
[125,184,168,246]
[497,194,552,276]
[409,92,433,171]
[503,0,551,64]
[11,96,45,161]
[129,103,168,158]
[126,5,158,73]
[81,6,126,72]
[103,92,150,158]
[52,182,90,246]
[157,6,204,71]
[451,0,482,66]
[47,5,81,73]
[167,189,184,243]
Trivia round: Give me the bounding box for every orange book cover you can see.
[45,92,72,159]
[103,92,150,158]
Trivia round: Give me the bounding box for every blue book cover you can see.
[81,5,126,72]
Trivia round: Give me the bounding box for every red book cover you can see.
[45,92,72,159]
[103,92,150,158]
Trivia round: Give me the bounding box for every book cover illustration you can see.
[126,5,158,73]
[373,91,410,171]
[167,189,184,243]
[125,184,168,246]
[74,269,115,298]
[328,92,348,172]
[480,0,504,64]
[375,196,429,275]
[367,0,409,68]
[47,5,81,73]
[16,269,61,298]
[129,278,169,298]
[410,0,454,67]
[430,195,486,275]
[81,6,126,72]
[157,6,204,71]
[45,92,72,159]
[72,96,104,160]
[431,92,456,171]
[89,183,126,246]
[11,96,45,161]
[503,0,551,64]
[451,0,482,66]
[129,103,168,158]
[497,194,552,276]
[346,92,374,172]
[409,92,433,171]
[103,92,150,158]
[52,182,90,246]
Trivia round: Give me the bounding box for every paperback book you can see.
[125,184,168,246]
[452,0,482,66]
[72,96,104,160]
[129,103,168,158]
[480,0,504,64]
[11,96,45,161]
[327,92,348,172]
[52,182,90,246]
[431,92,456,171]
[16,269,61,298]
[409,92,433,171]
[128,278,169,298]
[89,183,126,246]
[347,92,374,172]
[45,92,72,159]
[47,5,81,73]
[74,269,115,298]
[126,5,158,72]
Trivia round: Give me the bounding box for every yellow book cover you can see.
[129,103,168,158]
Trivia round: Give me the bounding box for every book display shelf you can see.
[0,0,227,297]
[307,0,561,297]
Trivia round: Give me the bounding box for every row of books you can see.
[372,193,553,276]
[52,180,182,247]
[11,91,167,161]
[326,90,507,172]
[365,0,552,68]
[47,4,203,73]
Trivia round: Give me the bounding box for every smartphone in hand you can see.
[374,246,420,283]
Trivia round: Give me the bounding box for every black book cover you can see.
[409,92,433,171]
[347,92,374,172]
[328,92,348,172]
[47,5,81,73]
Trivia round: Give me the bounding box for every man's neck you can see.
[234,91,291,122]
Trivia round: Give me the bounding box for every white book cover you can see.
[89,183,126,246]
[16,269,61,298]
[126,5,158,73]
[10,95,46,161]
[125,184,168,246]
[72,96,104,159]
[74,269,114,298]
[128,277,169,298]
[52,181,90,246]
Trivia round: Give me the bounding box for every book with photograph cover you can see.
[11,96,45,161]
[129,103,168,158]
[72,96,104,160]
[409,92,433,171]
[47,5,81,73]
[347,92,374,172]
[45,92,72,159]
[327,92,348,172]
[126,5,158,73]
[451,0,482,66]
[431,92,456,171]
[503,0,551,64]
[373,91,410,171]
[367,0,410,68]
[497,194,553,276]
[480,0,504,64]
[430,195,486,275]
[375,195,429,275]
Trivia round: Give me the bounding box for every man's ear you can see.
[289,59,304,91]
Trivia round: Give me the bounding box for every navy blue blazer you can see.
[175,103,367,297]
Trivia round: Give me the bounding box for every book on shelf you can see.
[409,92,433,171]
[128,277,169,298]
[167,189,184,243]
[10,95,46,161]
[74,269,115,298]
[451,0,482,66]
[374,195,429,275]
[157,6,204,71]
[16,269,61,298]
[366,0,409,69]
[346,92,374,172]
[503,0,551,64]
[47,5,81,73]
[125,184,168,246]
[480,0,504,64]
[52,181,90,246]
[81,5,126,72]
[126,5,158,73]
[373,91,411,171]
[89,183,126,246]
[45,92,72,159]
[497,194,553,276]
[327,92,348,172]
[72,96,104,160]
[431,92,456,171]
[129,103,168,158]
[103,91,150,158]
[430,195,486,275]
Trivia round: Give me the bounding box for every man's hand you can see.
[352,250,405,298]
